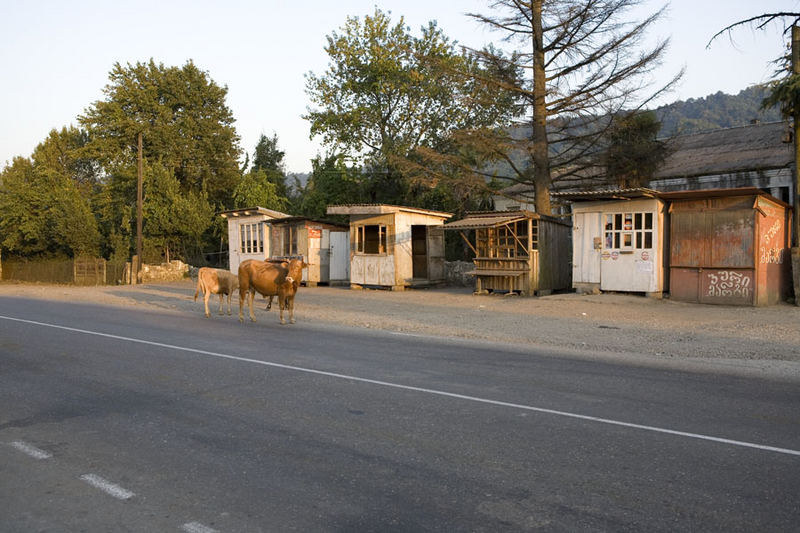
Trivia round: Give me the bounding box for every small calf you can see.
[194,267,239,318]
[277,275,299,325]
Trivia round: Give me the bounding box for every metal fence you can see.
[1,257,130,286]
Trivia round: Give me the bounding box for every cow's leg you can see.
[217,293,225,315]
[238,287,247,323]
[266,295,273,311]
[203,290,211,318]
[288,294,295,324]
[226,292,232,315]
[248,290,257,322]
[278,294,286,325]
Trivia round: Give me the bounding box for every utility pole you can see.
[793,25,800,247]
[793,25,800,304]
[136,131,143,284]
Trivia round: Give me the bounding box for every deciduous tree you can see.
[80,59,242,207]
[0,155,100,257]
[305,8,516,204]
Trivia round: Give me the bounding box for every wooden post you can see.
[792,26,800,246]
[136,131,144,284]
[792,26,800,304]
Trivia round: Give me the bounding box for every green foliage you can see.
[293,154,365,220]
[0,156,100,257]
[79,59,242,207]
[249,133,289,200]
[762,74,800,119]
[252,133,285,172]
[305,9,516,206]
[142,162,214,261]
[30,126,101,197]
[89,161,135,260]
[605,111,669,188]
[233,169,287,211]
[657,85,781,135]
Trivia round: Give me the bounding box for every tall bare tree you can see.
[460,0,682,214]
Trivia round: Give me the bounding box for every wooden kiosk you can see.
[268,217,350,286]
[326,204,452,290]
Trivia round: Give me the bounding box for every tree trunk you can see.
[531,0,552,215]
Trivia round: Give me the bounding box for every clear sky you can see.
[1,0,796,174]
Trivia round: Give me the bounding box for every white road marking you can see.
[9,440,52,460]
[182,522,219,533]
[79,473,135,500]
[2,314,799,457]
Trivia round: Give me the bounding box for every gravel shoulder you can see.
[2,279,799,381]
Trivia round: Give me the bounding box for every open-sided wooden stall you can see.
[444,210,572,296]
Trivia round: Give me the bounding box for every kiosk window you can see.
[605,212,653,250]
[356,225,386,254]
[240,223,264,254]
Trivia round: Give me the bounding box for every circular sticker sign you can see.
[601,251,611,260]
[641,251,650,261]
[611,251,619,260]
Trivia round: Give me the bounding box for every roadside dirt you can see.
[2,279,799,381]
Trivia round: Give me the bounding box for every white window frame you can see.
[604,211,653,250]
[240,222,264,254]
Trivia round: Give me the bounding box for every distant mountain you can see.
[654,85,783,136]
[486,85,785,183]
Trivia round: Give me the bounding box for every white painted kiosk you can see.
[552,188,666,297]
[218,206,291,273]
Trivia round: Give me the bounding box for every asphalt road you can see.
[1,296,798,532]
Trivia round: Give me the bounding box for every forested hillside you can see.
[654,85,783,136]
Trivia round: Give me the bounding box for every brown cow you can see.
[238,258,307,324]
[194,267,239,318]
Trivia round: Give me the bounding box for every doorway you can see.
[411,225,428,279]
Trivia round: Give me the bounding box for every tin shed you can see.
[443,210,571,296]
[661,188,792,306]
[218,206,291,273]
[552,189,667,297]
[267,217,350,286]
[326,204,452,290]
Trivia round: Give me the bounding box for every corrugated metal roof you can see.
[444,210,535,230]
[550,188,660,201]
[217,206,291,219]
[657,187,792,208]
[654,121,793,178]
[327,204,452,218]
[269,216,349,229]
